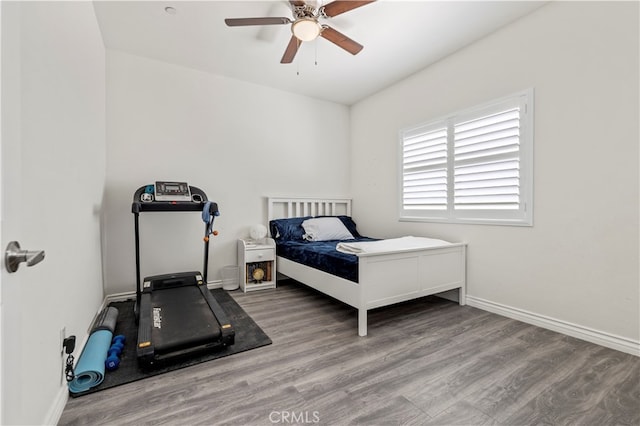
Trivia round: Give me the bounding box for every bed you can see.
[267,197,467,336]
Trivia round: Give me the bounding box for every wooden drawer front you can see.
[245,249,274,262]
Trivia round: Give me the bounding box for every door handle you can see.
[4,241,45,273]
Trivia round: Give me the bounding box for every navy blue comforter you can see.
[276,238,376,283]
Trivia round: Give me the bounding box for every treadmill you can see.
[132,182,235,370]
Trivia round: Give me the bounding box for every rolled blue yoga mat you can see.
[68,329,112,394]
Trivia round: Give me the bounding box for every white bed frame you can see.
[267,197,467,336]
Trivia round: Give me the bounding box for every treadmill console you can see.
[132,184,210,213]
[154,181,191,202]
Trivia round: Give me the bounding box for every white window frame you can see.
[398,89,534,226]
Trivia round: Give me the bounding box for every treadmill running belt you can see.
[150,286,222,354]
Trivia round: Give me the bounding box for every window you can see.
[399,89,533,226]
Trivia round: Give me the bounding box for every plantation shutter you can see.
[399,89,532,225]
[401,126,448,212]
[453,106,522,210]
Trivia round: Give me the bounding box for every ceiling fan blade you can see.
[289,0,306,6]
[320,26,363,55]
[281,36,301,63]
[322,1,375,17]
[224,17,292,27]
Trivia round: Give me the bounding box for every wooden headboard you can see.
[267,197,352,223]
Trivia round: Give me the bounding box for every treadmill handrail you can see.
[132,185,213,213]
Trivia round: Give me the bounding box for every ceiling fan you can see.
[224,1,375,64]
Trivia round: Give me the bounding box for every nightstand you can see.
[237,238,276,292]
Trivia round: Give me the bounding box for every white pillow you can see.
[302,217,355,241]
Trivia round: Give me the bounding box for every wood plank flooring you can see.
[59,280,640,425]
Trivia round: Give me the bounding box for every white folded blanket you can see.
[336,236,453,255]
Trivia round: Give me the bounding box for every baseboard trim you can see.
[44,385,69,426]
[466,295,640,357]
[104,280,223,304]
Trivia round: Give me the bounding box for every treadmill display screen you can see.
[154,181,192,202]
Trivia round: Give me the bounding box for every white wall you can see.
[104,50,350,294]
[351,2,639,345]
[1,2,106,424]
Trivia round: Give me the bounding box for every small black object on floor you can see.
[70,289,271,397]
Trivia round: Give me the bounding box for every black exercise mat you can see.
[70,289,271,397]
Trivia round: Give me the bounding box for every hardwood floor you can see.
[59,280,640,425]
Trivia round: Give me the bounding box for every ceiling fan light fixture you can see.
[292,18,322,41]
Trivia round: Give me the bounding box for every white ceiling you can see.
[93,0,546,105]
